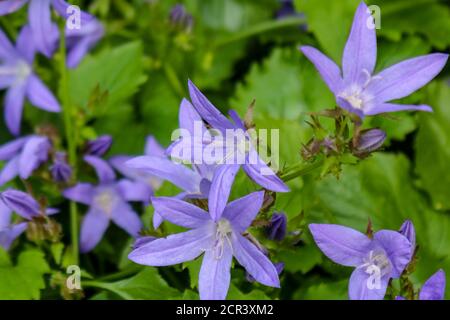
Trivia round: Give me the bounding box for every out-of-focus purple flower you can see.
[353,129,386,156]
[276,0,305,25]
[0,0,103,64]
[86,135,113,157]
[63,155,147,252]
[396,269,446,300]
[50,152,72,183]
[169,4,193,32]
[0,200,27,250]
[399,220,415,256]
[126,101,218,229]
[164,81,289,221]
[129,191,280,300]
[309,223,412,300]
[52,0,104,68]
[0,135,52,186]
[0,26,60,135]
[300,2,448,118]
[267,212,287,241]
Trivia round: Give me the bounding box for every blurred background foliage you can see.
[0,0,449,300]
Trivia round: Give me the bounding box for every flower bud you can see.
[86,135,113,157]
[50,152,72,183]
[353,129,386,157]
[0,189,41,220]
[267,212,287,241]
[399,220,416,254]
[169,4,193,32]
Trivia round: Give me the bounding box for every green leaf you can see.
[277,244,322,274]
[0,248,50,300]
[69,41,147,110]
[100,268,180,300]
[227,284,271,300]
[302,280,348,300]
[415,82,450,210]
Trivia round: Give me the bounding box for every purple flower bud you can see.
[354,129,386,156]
[267,212,287,241]
[50,152,72,183]
[86,135,113,156]
[399,220,416,255]
[169,4,193,31]
[0,190,41,220]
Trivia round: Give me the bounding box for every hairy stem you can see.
[280,159,325,182]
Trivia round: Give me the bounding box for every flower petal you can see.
[126,155,201,193]
[364,103,432,116]
[399,219,416,256]
[145,135,165,157]
[349,267,389,300]
[116,179,152,203]
[152,196,210,229]
[111,201,142,237]
[419,269,446,300]
[16,25,35,63]
[0,25,17,59]
[0,137,29,161]
[0,201,12,229]
[0,157,19,186]
[26,75,60,112]
[188,80,234,131]
[208,164,240,221]
[18,135,51,179]
[199,241,233,300]
[80,207,110,253]
[0,0,27,16]
[0,222,27,250]
[299,46,343,94]
[4,84,26,136]
[366,53,449,103]
[342,2,377,84]
[28,0,58,57]
[222,191,264,233]
[0,189,40,219]
[309,224,372,267]
[373,230,412,278]
[83,155,116,183]
[231,233,280,288]
[63,183,94,205]
[128,224,215,266]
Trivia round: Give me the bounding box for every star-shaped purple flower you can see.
[0,26,60,135]
[0,189,58,249]
[299,2,448,118]
[0,135,52,186]
[309,223,412,300]
[126,100,217,228]
[63,155,146,252]
[128,191,280,300]
[0,0,103,64]
[169,81,289,220]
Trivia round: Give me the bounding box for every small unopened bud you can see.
[399,220,416,254]
[267,212,287,241]
[353,129,386,157]
[169,4,194,32]
[50,152,72,183]
[86,135,113,156]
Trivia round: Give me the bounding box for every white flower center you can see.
[214,219,233,259]
[361,250,392,277]
[93,189,119,217]
[339,84,365,110]
[16,60,32,82]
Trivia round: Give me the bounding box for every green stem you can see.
[280,159,325,182]
[59,24,79,265]
[97,265,142,282]
[214,16,306,48]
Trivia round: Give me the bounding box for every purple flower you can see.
[0,135,52,186]
[171,80,289,220]
[52,0,104,68]
[309,223,412,300]
[0,189,58,219]
[0,26,60,135]
[353,129,386,156]
[299,2,448,118]
[267,212,287,241]
[86,135,113,157]
[126,102,217,228]
[50,152,72,183]
[418,270,446,300]
[63,155,146,252]
[128,191,280,300]
[0,200,27,250]
[399,219,415,256]
[0,0,103,64]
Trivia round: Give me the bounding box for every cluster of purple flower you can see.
[0,1,448,300]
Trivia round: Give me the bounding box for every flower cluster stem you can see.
[59,23,79,265]
[280,159,325,182]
